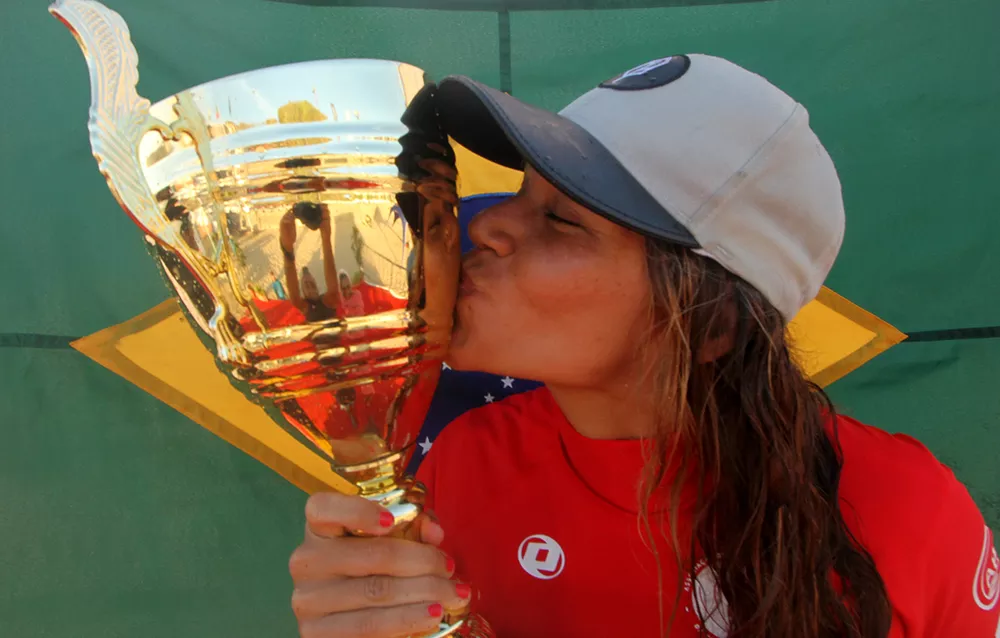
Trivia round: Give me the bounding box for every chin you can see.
[444,337,495,374]
[445,341,523,379]
[446,307,513,375]
[443,338,480,372]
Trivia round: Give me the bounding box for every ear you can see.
[696,331,734,364]
[696,299,737,364]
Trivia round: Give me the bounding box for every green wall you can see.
[1,0,996,634]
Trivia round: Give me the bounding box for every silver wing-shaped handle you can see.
[51,0,252,365]
[50,0,177,247]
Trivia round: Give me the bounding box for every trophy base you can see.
[334,457,494,638]
[426,612,494,638]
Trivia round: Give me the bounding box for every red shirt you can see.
[417,388,999,638]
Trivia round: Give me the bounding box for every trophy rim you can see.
[49,0,453,482]
[148,57,430,110]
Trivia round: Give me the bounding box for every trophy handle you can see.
[50,0,249,364]
[49,0,176,246]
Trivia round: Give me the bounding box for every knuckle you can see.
[412,575,455,604]
[304,493,336,525]
[290,589,310,618]
[403,575,449,603]
[432,576,458,600]
[402,605,440,636]
[362,575,392,603]
[420,545,448,573]
[288,546,313,581]
[361,539,393,570]
[355,612,383,638]
[297,619,324,638]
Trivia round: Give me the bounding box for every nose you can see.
[467,200,519,258]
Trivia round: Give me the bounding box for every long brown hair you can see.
[639,238,891,638]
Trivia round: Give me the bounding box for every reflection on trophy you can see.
[51,1,487,635]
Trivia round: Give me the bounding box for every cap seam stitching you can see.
[690,103,804,232]
[690,104,811,317]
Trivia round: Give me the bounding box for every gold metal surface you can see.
[52,1,488,635]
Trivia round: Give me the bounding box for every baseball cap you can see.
[434,54,845,321]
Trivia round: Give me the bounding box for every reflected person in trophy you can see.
[280,202,343,322]
[290,56,998,638]
[338,270,367,318]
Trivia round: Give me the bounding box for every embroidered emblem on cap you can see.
[600,55,691,91]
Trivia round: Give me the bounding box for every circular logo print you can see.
[974,525,1000,611]
[684,559,730,638]
[517,534,565,580]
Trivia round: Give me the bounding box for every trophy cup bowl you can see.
[52,1,485,636]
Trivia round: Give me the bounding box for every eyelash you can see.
[545,210,578,227]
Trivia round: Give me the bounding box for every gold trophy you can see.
[51,1,488,635]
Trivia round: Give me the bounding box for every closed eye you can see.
[545,210,581,227]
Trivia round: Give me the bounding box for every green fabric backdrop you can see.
[1,0,997,635]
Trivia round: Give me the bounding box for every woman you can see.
[288,55,998,638]
[338,270,368,318]
[280,202,342,322]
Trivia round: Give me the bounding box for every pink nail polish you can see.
[455,583,471,599]
[379,511,394,528]
[445,556,456,574]
[428,603,444,618]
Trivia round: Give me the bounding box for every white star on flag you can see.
[501,376,514,389]
[484,393,495,403]
[418,437,433,455]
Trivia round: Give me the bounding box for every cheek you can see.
[517,252,616,314]
[451,244,649,382]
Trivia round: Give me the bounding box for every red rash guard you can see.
[417,387,999,638]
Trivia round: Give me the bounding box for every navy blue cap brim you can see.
[434,76,699,247]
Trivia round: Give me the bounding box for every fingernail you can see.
[455,583,471,599]
[444,556,456,574]
[428,603,444,618]
[379,511,394,528]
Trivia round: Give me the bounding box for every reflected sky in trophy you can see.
[138,59,425,306]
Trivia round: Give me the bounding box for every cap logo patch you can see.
[600,55,690,91]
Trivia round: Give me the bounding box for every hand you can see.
[280,211,297,254]
[290,492,470,638]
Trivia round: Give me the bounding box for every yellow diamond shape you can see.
[73,145,906,494]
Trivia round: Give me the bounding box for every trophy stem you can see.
[334,460,492,638]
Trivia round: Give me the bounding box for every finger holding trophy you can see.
[51,0,490,636]
[290,491,470,638]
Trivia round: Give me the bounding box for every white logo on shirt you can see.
[974,525,999,611]
[685,559,730,638]
[517,534,565,580]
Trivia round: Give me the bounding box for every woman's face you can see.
[302,273,320,301]
[449,167,650,388]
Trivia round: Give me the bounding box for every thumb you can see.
[417,512,445,547]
